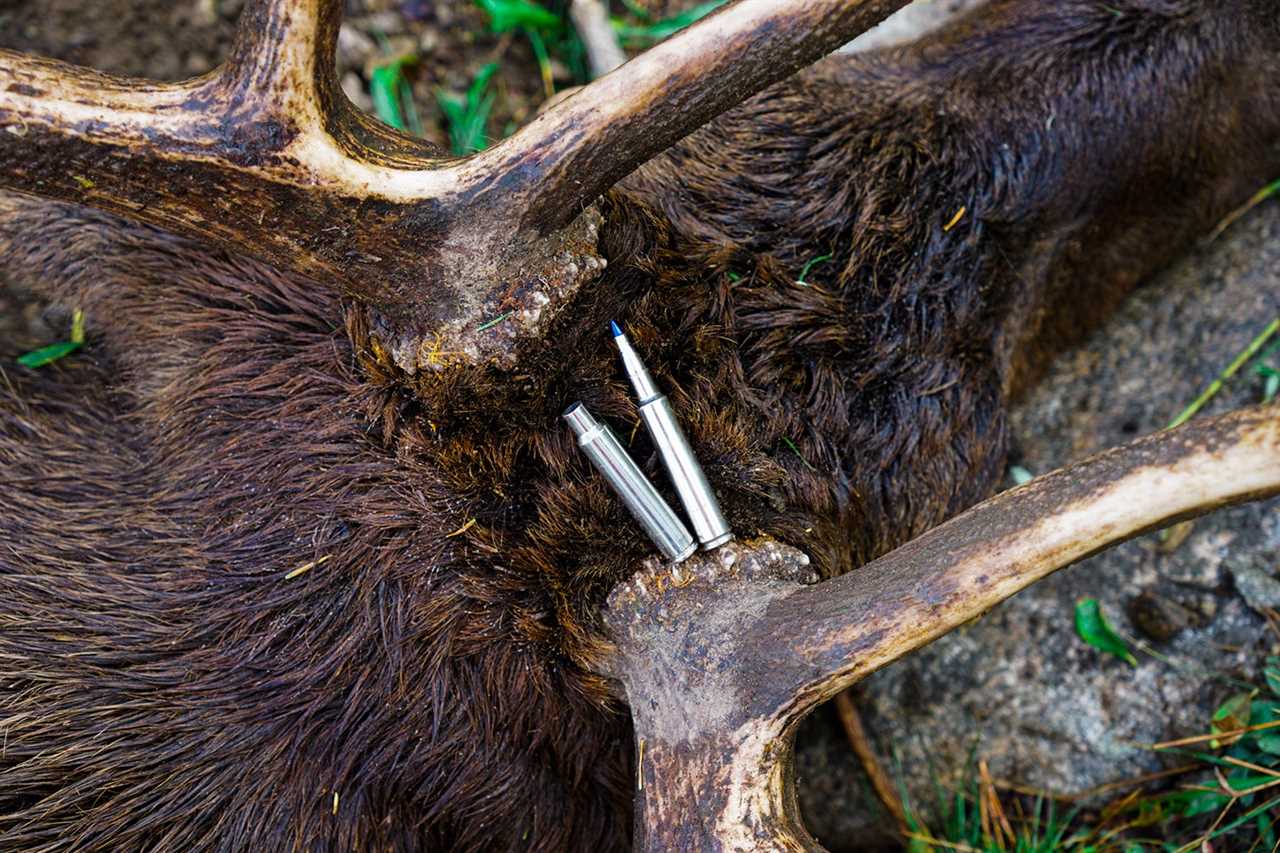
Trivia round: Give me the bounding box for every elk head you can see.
[0,0,1278,850]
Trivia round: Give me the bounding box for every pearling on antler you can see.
[0,0,910,369]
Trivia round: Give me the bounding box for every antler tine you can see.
[0,0,911,364]
[779,406,1280,708]
[226,0,342,97]
[466,0,912,232]
[0,0,459,327]
[621,408,1280,715]
[605,407,1280,849]
[222,0,430,168]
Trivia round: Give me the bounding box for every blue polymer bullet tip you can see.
[609,320,623,338]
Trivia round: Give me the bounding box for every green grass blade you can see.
[613,0,726,44]
[436,63,500,155]
[1167,317,1280,428]
[476,0,561,33]
[17,340,82,368]
[399,77,424,137]
[371,63,409,131]
[797,253,832,285]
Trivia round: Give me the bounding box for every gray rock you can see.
[1230,559,1280,614]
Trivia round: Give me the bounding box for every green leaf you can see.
[1074,598,1137,665]
[70,309,85,344]
[1255,734,1280,756]
[1258,811,1278,850]
[1179,788,1232,818]
[475,0,560,33]
[1009,465,1034,485]
[1267,657,1280,697]
[1251,699,1280,724]
[17,340,82,368]
[1211,690,1256,748]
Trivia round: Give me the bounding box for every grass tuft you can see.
[437,63,500,155]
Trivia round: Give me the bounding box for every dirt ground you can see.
[2,0,1278,849]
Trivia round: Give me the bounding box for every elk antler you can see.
[602,406,1280,851]
[0,0,910,368]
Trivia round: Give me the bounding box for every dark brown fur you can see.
[1,0,1278,849]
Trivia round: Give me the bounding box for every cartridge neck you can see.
[615,333,662,403]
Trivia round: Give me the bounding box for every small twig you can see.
[979,759,1015,847]
[904,831,982,852]
[1264,607,1280,643]
[446,518,477,537]
[1176,794,1236,853]
[993,763,1200,802]
[1152,719,1280,750]
[833,691,907,833]
[1221,755,1280,783]
[570,0,628,78]
[637,738,645,791]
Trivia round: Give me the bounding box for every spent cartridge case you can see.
[563,402,697,563]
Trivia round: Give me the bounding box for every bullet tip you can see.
[609,320,623,338]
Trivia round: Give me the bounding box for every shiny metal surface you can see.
[613,328,734,550]
[639,396,734,549]
[563,402,696,563]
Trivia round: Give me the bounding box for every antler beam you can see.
[603,406,1280,850]
[0,0,910,365]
